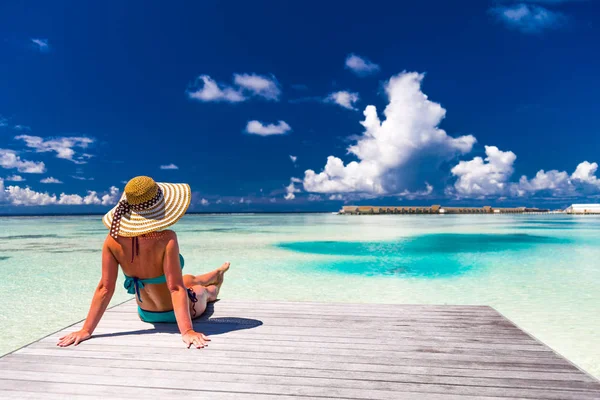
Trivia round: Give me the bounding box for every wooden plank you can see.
[11,346,582,374]
[0,299,598,399]
[37,335,558,359]
[63,320,531,338]
[0,365,598,400]
[41,333,553,354]
[59,325,542,344]
[3,355,598,391]
[23,341,575,368]
[106,309,514,324]
[0,379,345,400]
[116,302,503,318]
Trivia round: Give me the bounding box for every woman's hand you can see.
[57,329,91,347]
[182,330,210,349]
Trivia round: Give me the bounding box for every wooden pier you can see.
[1,299,599,399]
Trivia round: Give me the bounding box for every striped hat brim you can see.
[102,183,191,237]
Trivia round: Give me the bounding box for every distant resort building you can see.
[339,204,600,215]
[339,205,549,215]
[565,204,600,214]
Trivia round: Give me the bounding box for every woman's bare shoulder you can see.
[161,230,178,240]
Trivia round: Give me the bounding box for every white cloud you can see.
[187,73,280,103]
[571,161,600,186]
[399,183,434,200]
[0,149,46,173]
[326,91,360,110]
[345,54,380,76]
[515,169,571,196]
[100,186,120,205]
[160,163,179,170]
[0,116,7,127]
[290,155,297,163]
[284,177,302,200]
[216,199,223,204]
[246,120,291,136]
[0,181,120,206]
[308,194,322,201]
[303,72,476,197]
[186,75,245,103]
[15,135,94,164]
[14,125,31,131]
[491,4,567,33]
[450,146,517,198]
[6,175,25,182]
[5,185,57,205]
[329,194,343,201]
[233,74,280,101]
[71,175,94,181]
[449,145,600,198]
[200,198,209,206]
[31,38,50,52]
[40,177,63,184]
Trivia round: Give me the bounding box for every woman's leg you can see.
[183,262,230,287]
[188,284,219,319]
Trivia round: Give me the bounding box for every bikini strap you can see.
[131,236,139,263]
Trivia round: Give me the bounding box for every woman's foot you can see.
[213,262,230,289]
[189,262,231,287]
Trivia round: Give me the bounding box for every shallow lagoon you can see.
[0,213,599,377]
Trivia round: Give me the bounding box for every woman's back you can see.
[109,230,176,312]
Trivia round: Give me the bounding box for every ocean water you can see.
[0,213,599,377]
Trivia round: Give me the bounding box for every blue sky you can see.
[1,0,599,213]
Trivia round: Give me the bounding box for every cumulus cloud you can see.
[6,175,25,182]
[160,163,179,170]
[399,183,434,200]
[303,72,476,197]
[449,145,600,198]
[40,177,63,184]
[326,91,360,110]
[233,74,281,101]
[0,180,120,206]
[450,146,517,198]
[246,120,291,136]
[490,3,567,33]
[0,149,46,173]
[15,135,94,164]
[284,177,302,200]
[0,116,7,127]
[31,38,50,52]
[289,155,297,163]
[345,54,380,76]
[200,198,209,206]
[187,74,280,103]
[571,161,600,186]
[186,75,245,103]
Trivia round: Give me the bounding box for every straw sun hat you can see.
[103,176,191,238]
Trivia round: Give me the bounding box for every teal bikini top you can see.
[124,254,185,302]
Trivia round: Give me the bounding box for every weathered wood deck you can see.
[1,299,599,399]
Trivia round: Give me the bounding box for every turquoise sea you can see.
[0,213,599,377]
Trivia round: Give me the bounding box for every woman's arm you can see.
[57,236,118,347]
[163,232,210,348]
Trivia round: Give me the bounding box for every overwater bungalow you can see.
[340,205,550,215]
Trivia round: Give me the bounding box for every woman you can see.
[57,176,229,349]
